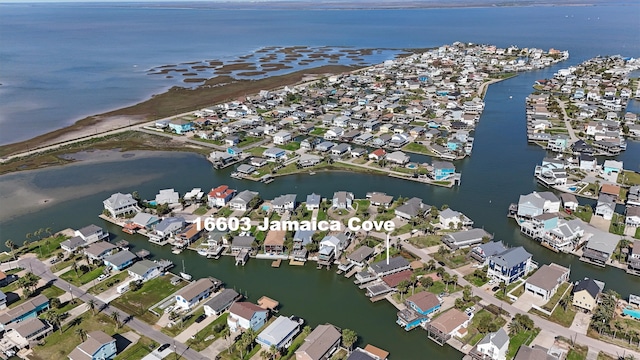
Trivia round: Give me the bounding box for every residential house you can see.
[208,185,237,208]
[347,246,374,267]
[204,289,241,317]
[331,143,351,156]
[332,191,354,210]
[103,250,137,271]
[168,119,193,134]
[524,263,570,300]
[486,246,533,285]
[512,345,558,360]
[426,308,471,344]
[439,208,473,230]
[432,161,456,181]
[594,194,616,221]
[603,160,623,175]
[627,240,640,271]
[60,236,87,253]
[293,230,314,261]
[230,236,255,254]
[318,234,349,264]
[298,154,322,167]
[627,206,640,227]
[369,256,411,278]
[263,147,287,161]
[517,192,560,218]
[229,190,259,211]
[152,217,186,241]
[396,292,441,331]
[127,260,163,282]
[84,242,117,262]
[395,197,430,220]
[75,224,109,244]
[572,278,603,312]
[103,192,138,217]
[560,193,579,212]
[472,328,509,360]
[368,149,386,161]
[227,301,269,332]
[130,213,161,230]
[295,324,341,360]
[0,318,52,355]
[0,295,49,331]
[264,230,286,255]
[256,316,301,350]
[600,184,621,200]
[272,194,297,213]
[68,331,117,360]
[316,141,336,152]
[471,241,508,264]
[367,192,394,208]
[306,193,322,210]
[442,228,492,250]
[386,151,410,165]
[175,277,221,311]
[273,131,292,145]
[581,230,619,266]
[155,188,179,205]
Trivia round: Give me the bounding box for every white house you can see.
[273,131,292,145]
[74,224,109,244]
[155,188,180,205]
[524,263,571,301]
[332,191,354,210]
[227,302,269,332]
[626,206,640,227]
[229,190,259,211]
[127,260,163,282]
[103,192,138,217]
[474,328,509,360]
[175,278,220,311]
[439,208,473,230]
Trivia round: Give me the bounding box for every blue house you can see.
[487,246,533,285]
[227,146,243,156]
[0,295,49,330]
[168,119,193,134]
[263,147,286,161]
[396,291,441,330]
[447,139,463,151]
[69,330,116,360]
[436,90,449,96]
[432,161,455,181]
[103,250,137,271]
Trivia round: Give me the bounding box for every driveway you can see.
[512,292,547,312]
[570,311,591,334]
[174,312,217,343]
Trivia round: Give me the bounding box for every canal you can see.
[0,58,639,358]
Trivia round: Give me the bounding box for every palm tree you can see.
[451,274,459,289]
[4,240,16,260]
[111,311,121,329]
[499,281,507,295]
[268,344,278,360]
[221,327,231,354]
[427,259,435,271]
[25,232,32,242]
[420,276,433,289]
[342,329,357,353]
[75,327,87,341]
[71,261,79,276]
[442,273,451,292]
[46,311,63,334]
[87,299,97,315]
[45,227,52,237]
[302,325,312,336]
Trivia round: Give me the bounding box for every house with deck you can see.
[524,263,570,301]
[470,328,509,360]
[127,260,163,282]
[426,308,471,345]
[0,318,53,356]
[0,295,49,331]
[256,316,301,351]
[168,118,193,134]
[103,192,138,218]
[227,301,268,332]
[84,242,117,262]
[486,246,533,285]
[295,324,341,360]
[60,236,87,253]
[442,228,492,249]
[572,278,603,312]
[68,330,117,360]
[396,291,441,331]
[306,193,322,210]
[103,250,137,271]
[272,194,297,213]
[75,224,109,244]
[208,185,237,208]
[580,231,619,266]
[264,230,286,255]
[204,288,241,317]
[439,208,473,230]
[332,191,354,210]
[229,190,259,211]
[369,256,411,278]
[395,197,430,220]
[175,277,221,311]
[432,161,456,181]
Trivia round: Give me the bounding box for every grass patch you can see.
[609,213,626,235]
[114,336,157,360]
[187,313,229,351]
[87,271,130,295]
[566,344,588,360]
[238,136,263,147]
[432,248,471,269]
[193,206,209,216]
[573,205,593,223]
[163,307,205,337]
[425,281,462,295]
[402,142,434,155]
[463,270,489,287]
[408,235,442,249]
[111,275,186,323]
[60,266,106,286]
[281,142,301,151]
[542,283,571,312]
[248,146,268,156]
[280,331,308,360]
[506,328,540,359]
[217,207,234,218]
[619,170,640,186]
[310,128,326,136]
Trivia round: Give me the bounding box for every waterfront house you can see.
[572,278,603,312]
[273,131,292,145]
[68,330,117,360]
[386,151,410,165]
[103,250,137,271]
[325,127,344,140]
[332,191,354,210]
[204,288,241,317]
[603,159,623,175]
[103,192,138,218]
[60,236,87,253]
[175,277,221,311]
[295,323,341,360]
[153,217,185,239]
[600,184,621,200]
[316,141,336,152]
[439,208,473,230]
[486,246,533,285]
[396,291,441,331]
[354,133,374,145]
[236,164,254,175]
[581,230,619,266]
[231,236,255,254]
[227,301,268,332]
[84,241,117,262]
[293,230,314,261]
[208,185,237,208]
[272,194,297,213]
[426,308,471,345]
[432,161,456,181]
[560,193,579,212]
[369,256,411,278]
[264,230,286,255]
[627,240,640,272]
[263,147,287,161]
[442,228,492,250]
[130,212,160,230]
[626,206,640,227]
[0,318,52,355]
[0,295,49,331]
[168,118,193,134]
[257,316,301,350]
[229,190,259,211]
[471,241,508,264]
[524,263,570,301]
[250,157,268,168]
[155,188,179,205]
[127,260,162,282]
[471,328,509,360]
[395,197,430,220]
[628,186,640,206]
[351,148,368,157]
[594,194,616,221]
[516,192,560,218]
[225,136,239,147]
[298,154,322,167]
[331,143,352,156]
[367,192,394,208]
[306,193,322,210]
[347,347,387,360]
[301,137,321,150]
[578,154,598,171]
[347,246,374,267]
[368,149,386,161]
[75,224,109,244]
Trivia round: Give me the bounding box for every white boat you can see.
[197,248,208,256]
[180,272,192,281]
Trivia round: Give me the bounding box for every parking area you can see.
[141,345,173,360]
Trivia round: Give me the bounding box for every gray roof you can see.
[445,228,491,244]
[77,224,103,237]
[230,190,259,205]
[6,317,49,338]
[333,143,351,152]
[489,247,532,269]
[258,316,299,347]
[475,241,507,258]
[584,228,620,255]
[84,241,116,257]
[204,289,240,313]
[370,256,410,275]
[306,193,321,206]
[433,160,455,170]
[264,147,286,156]
[155,217,185,233]
[272,194,297,207]
[103,250,137,267]
[293,230,315,246]
[296,324,341,360]
[395,197,427,218]
[477,328,509,349]
[518,193,545,209]
[237,164,255,174]
[0,295,49,325]
[61,236,86,249]
[348,246,374,263]
[128,259,161,277]
[439,208,461,219]
[131,212,160,227]
[176,278,218,302]
[560,193,578,204]
[538,191,560,203]
[347,349,376,360]
[513,345,556,360]
[104,192,137,208]
[526,264,569,291]
[232,236,255,248]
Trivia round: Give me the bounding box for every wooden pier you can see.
[271,259,282,268]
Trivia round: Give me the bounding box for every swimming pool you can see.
[623,307,640,320]
[406,163,418,169]
[568,186,577,192]
[148,200,157,206]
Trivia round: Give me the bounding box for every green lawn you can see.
[402,142,434,155]
[162,307,205,337]
[425,281,462,295]
[111,275,186,323]
[462,309,507,345]
[432,248,471,269]
[248,146,268,156]
[408,235,442,248]
[573,206,593,223]
[281,142,301,151]
[238,136,262,147]
[217,207,234,217]
[280,332,308,360]
[463,271,489,287]
[114,336,157,360]
[87,271,131,295]
[566,344,588,360]
[193,206,209,216]
[60,266,106,286]
[8,283,63,309]
[310,128,326,136]
[187,313,229,351]
[618,170,640,186]
[507,329,540,359]
[542,283,571,312]
[609,213,626,235]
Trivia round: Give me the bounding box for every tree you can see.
[75,327,87,342]
[45,227,52,237]
[397,280,410,300]
[221,326,231,354]
[420,276,434,289]
[499,281,507,295]
[111,311,121,329]
[342,329,358,352]
[50,298,62,309]
[18,272,39,294]
[462,285,473,302]
[427,259,435,271]
[442,273,451,292]
[87,299,97,315]
[303,325,312,336]
[71,261,79,276]
[46,311,63,334]
[5,240,16,260]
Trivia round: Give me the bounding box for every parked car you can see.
[97,274,107,281]
[491,286,500,292]
[158,343,170,352]
[195,314,207,323]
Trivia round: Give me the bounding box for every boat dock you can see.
[235,249,250,266]
[271,259,282,268]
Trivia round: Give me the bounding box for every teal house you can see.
[397,292,441,330]
[168,119,193,134]
[432,161,456,181]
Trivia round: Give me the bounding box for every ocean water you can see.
[0,2,639,145]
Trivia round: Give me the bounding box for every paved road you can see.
[15,257,209,360]
[557,99,579,143]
